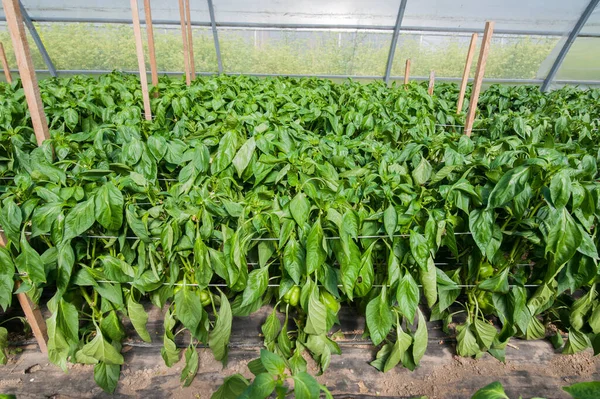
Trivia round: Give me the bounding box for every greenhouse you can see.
[0,0,600,398]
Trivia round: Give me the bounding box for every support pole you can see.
[143,0,159,90]
[130,0,152,120]
[178,0,191,85]
[3,0,50,145]
[0,42,12,83]
[404,59,411,85]
[457,33,478,114]
[0,0,49,354]
[185,0,195,80]
[383,0,408,84]
[428,70,435,95]
[540,0,600,92]
[18,0,57,77]
[464,21,494,137]
[207,0,223,74]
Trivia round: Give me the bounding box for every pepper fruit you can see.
[283,286,301,307]
[200,290,212,307]
[319,289,340,313]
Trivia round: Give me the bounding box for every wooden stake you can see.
[428,70,435,95]
[464,21,494,137]
[457,33,478,114]
[15,281,48,354]
[184,0,195,80]
[131,0,152,121]
[404,59,411,85]
[0,42,12,83]
[2,0,49,146]
[143,0,159,92]
[178,0,191,85]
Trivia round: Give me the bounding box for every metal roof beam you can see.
[540,0,600,92]
[18,0,57,77]
[384,0,408,84]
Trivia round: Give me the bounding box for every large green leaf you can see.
[469,209,502,260]
[208,292,232,364]
[366,288,393,346]
[94,182,124,231]
[306,219,326,275]
[546,208,582,267]
[75,326,124,365]
[487,165,530,208]
[63,198,95,242]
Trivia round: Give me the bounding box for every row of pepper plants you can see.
[0,73,599,396]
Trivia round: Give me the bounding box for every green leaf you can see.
[410,231,429,269]
[174,286,205,340]
[383,204,397,240]
[0,247,15,311]
[546,208,581,266]
[306,219,326,275]
[563,382,600,399]
[366,288,393,346]
[473,318,497,351]
[180,346,199,387]
[0,327,8,365]
[550,170,571,209]
[211,374,250,399]
[127,296,151,342]
[260,349,286,376]
[397,272,419,321]
[94,361,121,393]
[75,326,124,365]
[283,237,304,285]
[290,192,310,226]
[413,309,428,365]
[211,131,238,174]
[293,372,321,399]
[232,137,256,178]
[16,233,46,284]
[0,198,22,243]
[471,381,510,399]
[161,335,180,367]
[63,198,95,242]
[412,157,432,185]
[478,268,509,294]
[420,258,437,308]
[31,202,62,238]
[384,326,412,372]
[304,285,328,335]
[469,209,502,260]
[456,323,479,357]
[563,328,591,354]
[94,182,124,230]
[239,373,276,399]
[208,292,232,364]
[242,267,269,307]
[488,165,530,208]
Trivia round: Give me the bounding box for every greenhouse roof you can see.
[0,0,599,87]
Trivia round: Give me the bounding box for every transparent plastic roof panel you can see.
[2,0,211,23]
[555,37,600,81]
[219,28,391,76]
[402,0,591,35]
[212,0,402,28]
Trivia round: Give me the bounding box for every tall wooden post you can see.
[457,33,478,114]
[1,0,49,353]
[185,0,195,80]
[0,42,12,83]
[130,0,152,121]
[2,0,49,145]
[404,59,411,85]
[143,0,159,91]
[464,21,494,137]
[428,70,435,95]
[178,0,191,85]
